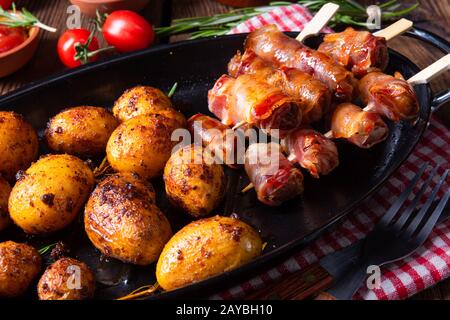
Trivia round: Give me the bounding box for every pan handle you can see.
[404,27,450,113]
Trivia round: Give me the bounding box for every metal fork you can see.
[326,163,450,300]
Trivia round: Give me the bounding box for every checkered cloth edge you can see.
[213,4,450,300]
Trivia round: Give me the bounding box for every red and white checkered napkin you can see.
[213,4,450,300]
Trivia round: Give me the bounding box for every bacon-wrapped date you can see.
[318,27,388,78]
[359,71,419,122]
[187,113,243,168]
[208,73,303,137]
[245,143,304,206]
[228,50,331,124]
[282,129,339,178]
[245,25,356,102]
[330,103,389,148]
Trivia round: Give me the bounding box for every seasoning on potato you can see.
[106,114,185,180]
[0,176,11,231]
[112,86,173,122]
[0,241,42,298]
[156,215,262,291]
[38,257,95,300]
[8,154,95,234]
[45,106,119,157]
[84,173,172,265]
[0,111,39,182]
[164,144,226,217]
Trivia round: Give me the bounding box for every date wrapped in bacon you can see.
[318,27,388,78]
[282,129,339,178]
[359,71,419,122]
[208,73,303,137]
[187,113,243,168]
[245,143,304,206]
[330,103,389,148]
[245,24,356,102]
[228,50,331,124]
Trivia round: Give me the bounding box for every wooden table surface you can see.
[0,0,449,300]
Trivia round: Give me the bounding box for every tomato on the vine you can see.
[57,29,100,68]
[0,0,13,9]
[102,10,154,52]
[0,25,27,53]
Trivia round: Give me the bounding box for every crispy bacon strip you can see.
[318,27,388,78]
[282,129,339,178]
[187,113,243,168]
[359,71,419,122]
[331,103,389,148]
[245,24,356,102]
[208,73,303,137]
[228,50,331,124]
[245,143,304,206]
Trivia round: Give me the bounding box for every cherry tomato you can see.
[102,10,154,52]
[0,0,13,9]
[57,29,99,68]
[0,26,27,54]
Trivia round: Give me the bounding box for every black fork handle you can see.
[404,28,450,113]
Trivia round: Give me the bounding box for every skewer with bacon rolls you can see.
[317,19,412,78]
[228,50,331,125]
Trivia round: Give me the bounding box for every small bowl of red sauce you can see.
[0,24,40,78]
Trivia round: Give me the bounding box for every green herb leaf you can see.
[0,6,56,32]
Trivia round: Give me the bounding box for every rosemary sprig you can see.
[155,0,418,39]
[38,243,57,255]
[0,6,56,32]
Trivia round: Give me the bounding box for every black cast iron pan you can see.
[0,27,448,300]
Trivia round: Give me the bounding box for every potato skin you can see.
[107,114,184,179]
[45,106,119,157]
[164,144,225,217]
[0,111,38,182]
[113,86,173,122]
[84,173,172,265]
[0,177,11,231]
[38,257,95,300]
[0,241,42,298]
[156,216,262,291]
[9,154,95,234]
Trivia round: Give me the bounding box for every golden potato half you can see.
[84,173,171,265]
[164,144,225,217]
[0,111,38,182]
[156,216,262,291]
[38,257,95,300]
[0,176,11,231]
[113,86,173,122]
[9,154,95,234]
[0,241,42,298]
[45,106,119,157]
[107,114,184,180]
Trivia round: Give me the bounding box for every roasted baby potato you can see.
[0,111,39,182]
[113,86,173,122]
[45,106,119,157]
[84,173,172,265]
[38,257,95,300]
[164,144,225,217]
[0,241,42,298]
[9,154,95,234]
[156,216,262,291]
[0,177,11,231]
[107,114,184,179]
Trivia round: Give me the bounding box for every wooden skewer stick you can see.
[373,18,413,41]
[296,2,340,42]
[324,54,450,139]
